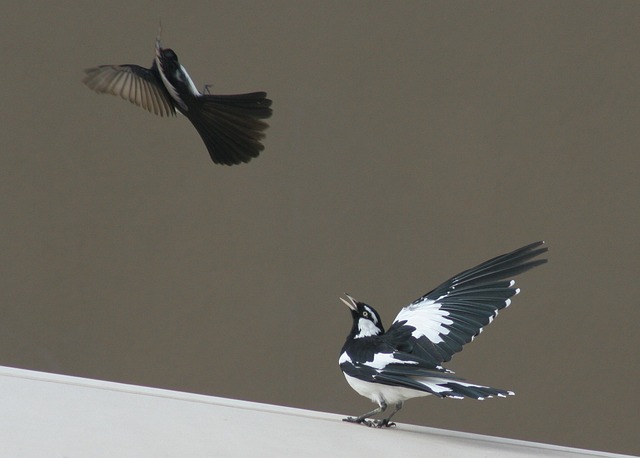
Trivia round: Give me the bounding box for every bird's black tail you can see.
[186,92,273,165]
[439,381,513,400]
[376,370,514,400]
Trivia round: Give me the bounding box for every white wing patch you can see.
[368,352,418,370]
[339,350,417,371]
[394,298,452,343]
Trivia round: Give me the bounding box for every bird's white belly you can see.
[344,373,430,406]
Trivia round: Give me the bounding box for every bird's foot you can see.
[371,419,396,428]
[343,416,364,424]
[343,416,374,426]
[342,417,396,428]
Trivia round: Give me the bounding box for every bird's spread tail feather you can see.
[187,92,273,165]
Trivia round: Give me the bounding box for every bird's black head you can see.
[341,293,385,339]
[160,48,179,64]
[155,48,181,76]
[154,25,181,73]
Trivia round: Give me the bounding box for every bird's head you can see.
[341,293,385,338]
[154,24,181,71]
[158,48,179,63]
[153,24,193,111]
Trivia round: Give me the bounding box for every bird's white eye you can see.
[362,311,369,317]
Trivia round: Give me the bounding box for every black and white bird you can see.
[339,241,547,428]
[82,26,272,165]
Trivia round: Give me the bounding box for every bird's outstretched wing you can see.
[389,241,548,365]
[185,92,273,165]
[83,65,176,117]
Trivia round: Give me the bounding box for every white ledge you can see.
[0,365,632,458]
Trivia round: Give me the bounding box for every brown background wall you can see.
[1,2,638,455]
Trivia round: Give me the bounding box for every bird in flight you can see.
[83,26,272,165]
[339,241,547,428]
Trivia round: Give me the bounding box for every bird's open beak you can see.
[340,293,358,311]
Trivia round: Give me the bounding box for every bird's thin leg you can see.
[202,84,213,94]
[343,401,387,427]
[373,402,403,428]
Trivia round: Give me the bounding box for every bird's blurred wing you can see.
[83,65,176,117]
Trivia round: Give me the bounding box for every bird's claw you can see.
[343,416,362,424]
[342,417,396,428]
[371,419,396,428]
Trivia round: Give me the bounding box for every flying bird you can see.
[339,241,547,428]
[82,26,272,165]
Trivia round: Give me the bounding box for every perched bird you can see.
[339,241,547,428]
[82,26,272,165]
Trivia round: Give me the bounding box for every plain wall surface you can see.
[0,366,635,458]
[1,2,638,456]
